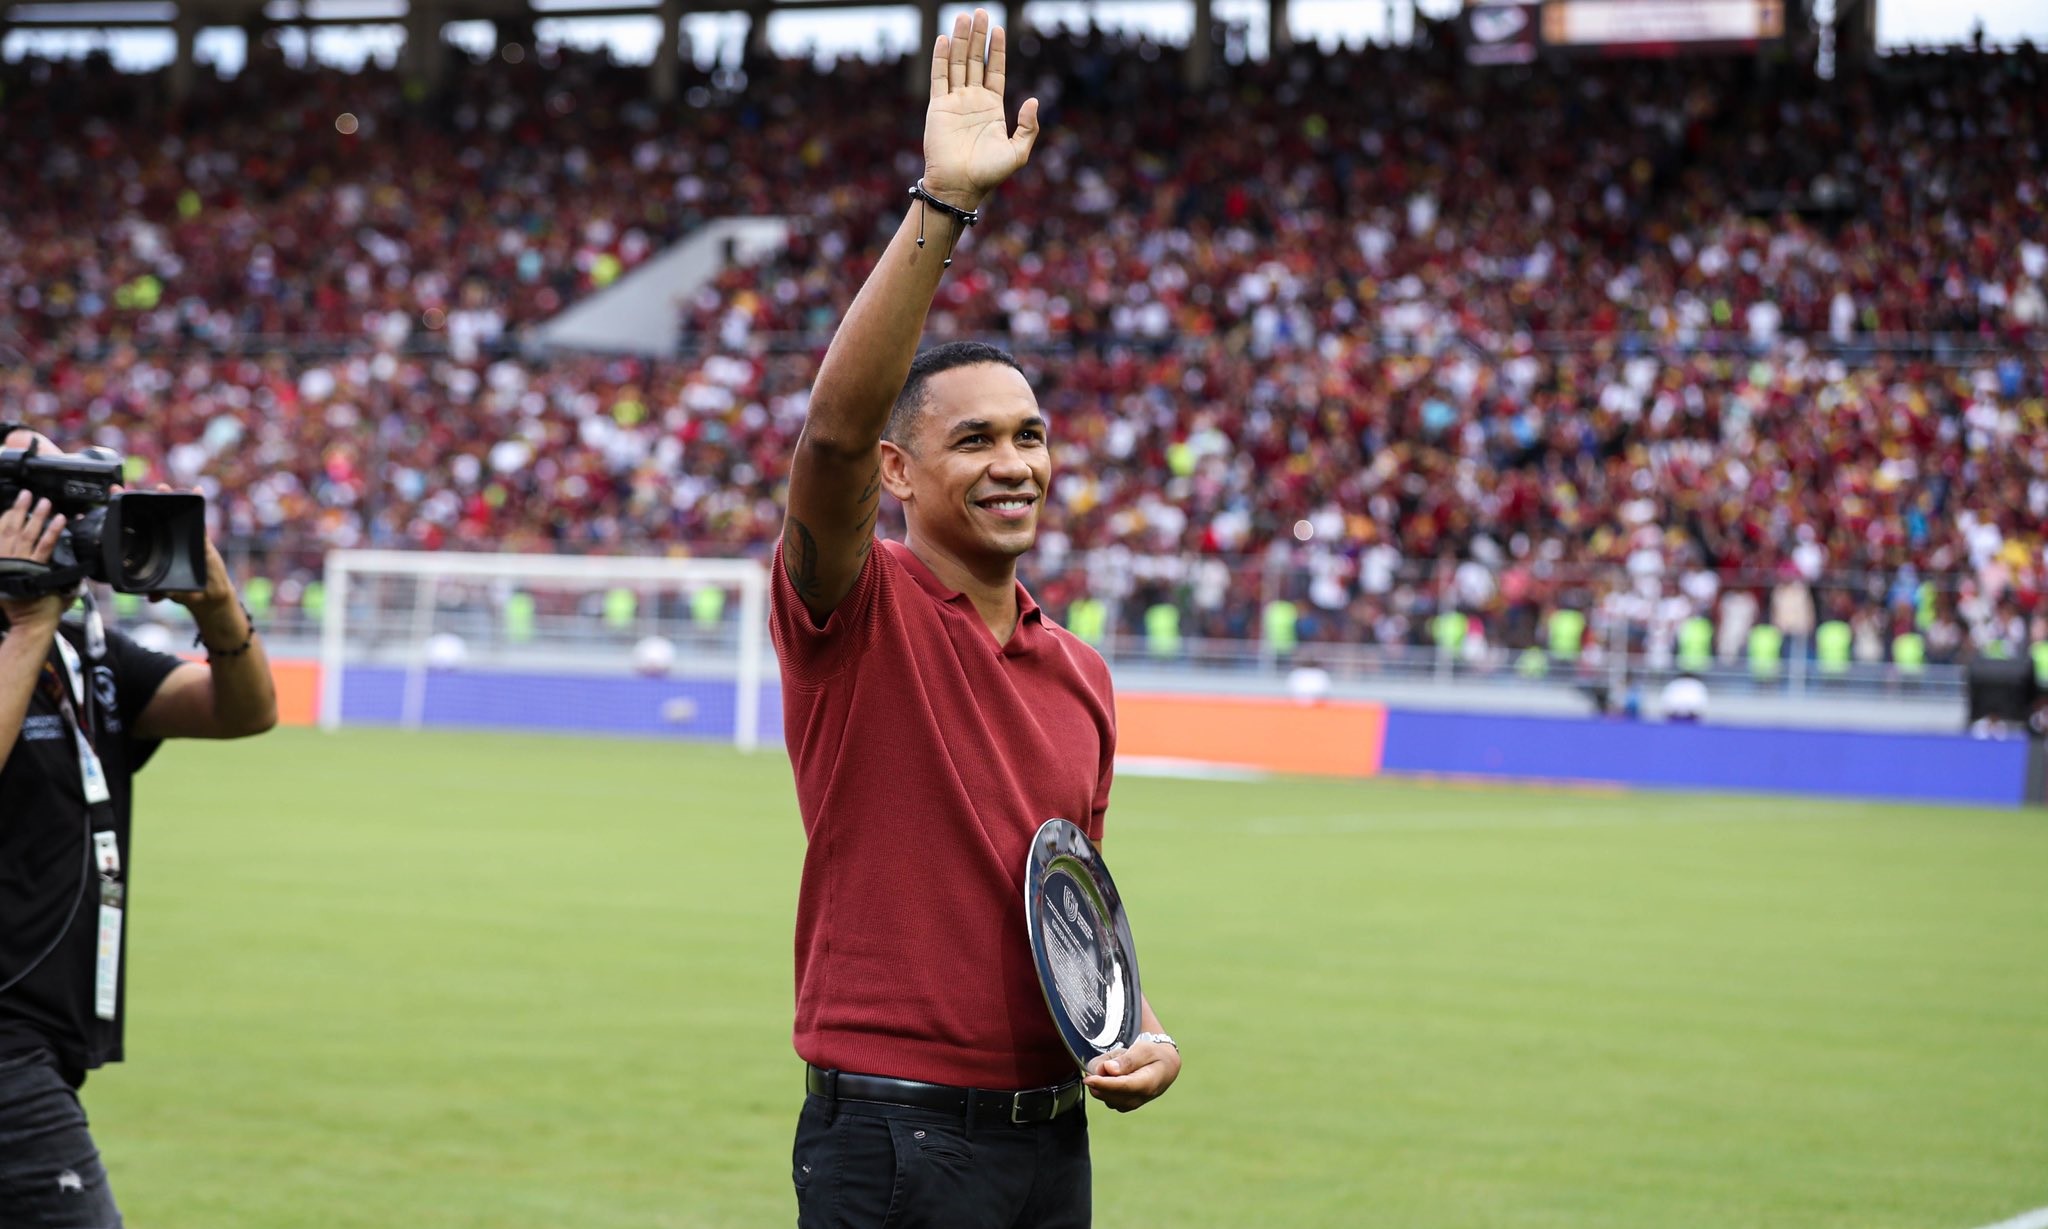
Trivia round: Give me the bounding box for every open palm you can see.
[923,9,1040,207]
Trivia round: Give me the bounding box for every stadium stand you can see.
[0,32,2043,681]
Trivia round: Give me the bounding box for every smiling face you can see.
[881,362,1050,572]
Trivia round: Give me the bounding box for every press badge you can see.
[93,830,121,877]
[74,729,111,805]
[95,876,124,1021]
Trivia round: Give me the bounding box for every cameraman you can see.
[0,426,276,1227]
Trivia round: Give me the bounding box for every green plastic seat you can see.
[244,576,275,622]
[1814,620,1851,677]
[1066,597,1108,647]
[1677,616,1714,673]
[1262,600,1300,656]
[603,587,637,631]
[1747,625,1784,681]
[1892,633,1926,677]
[1143,603,1182,660]
[504,592,537,644]
[1548,608,1586,663]
[690,586,726,627]
[1432,611,1468,658]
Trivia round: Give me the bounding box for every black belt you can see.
[806,1064,1085,1125]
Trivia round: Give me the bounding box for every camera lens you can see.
[119,519,169,590]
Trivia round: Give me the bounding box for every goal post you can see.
[318,550,770,750]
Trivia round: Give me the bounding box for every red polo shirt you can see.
[771,538,1116,1089]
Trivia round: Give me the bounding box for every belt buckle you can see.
[1011,1087,1048,1124]
[1011,1082,1077,1124]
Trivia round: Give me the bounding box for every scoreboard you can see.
[1465,0,1789,63]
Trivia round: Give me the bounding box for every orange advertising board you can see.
[1114,693,1386,778]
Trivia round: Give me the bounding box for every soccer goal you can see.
[317,550,770,750]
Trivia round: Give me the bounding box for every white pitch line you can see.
[1147,806,1831,838]
[1114,756,1269,782]
[1971,1207,2048,1229]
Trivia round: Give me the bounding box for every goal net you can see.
[317,550,770,750]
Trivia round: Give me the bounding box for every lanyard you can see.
[51,634,112,808]
[53,633,92,731]
[53,616,123,1021]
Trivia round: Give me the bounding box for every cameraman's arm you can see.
[0,493,67,764]
[0,610,59,765]
[135,541,278,741]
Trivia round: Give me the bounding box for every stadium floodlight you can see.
[318,549,769,750]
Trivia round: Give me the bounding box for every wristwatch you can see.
[1135,1031,1177,1051]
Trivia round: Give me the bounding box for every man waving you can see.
[771,10,1180,1227]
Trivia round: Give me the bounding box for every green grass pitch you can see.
[88,726,2048,1228]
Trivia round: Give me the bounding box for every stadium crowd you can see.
[1,31,2044,674]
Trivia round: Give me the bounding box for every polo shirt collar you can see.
[888,540,1045,647]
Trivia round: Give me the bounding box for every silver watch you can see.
[1135,1031,1177,1051]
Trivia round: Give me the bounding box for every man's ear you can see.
[879,440,916,504]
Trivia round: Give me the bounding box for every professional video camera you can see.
[0,432,207,600]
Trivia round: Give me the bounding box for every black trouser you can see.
[0,1049,122,1228]
[792,1092,1091,1229]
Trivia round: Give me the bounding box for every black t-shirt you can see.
[0,619,183,1073]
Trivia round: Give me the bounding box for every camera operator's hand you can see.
[148,538,235,615]
[1,490,70,766]
[127,483,234,615]
[0,490,68,634]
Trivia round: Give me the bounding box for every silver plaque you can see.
[1024,817,1144,1068]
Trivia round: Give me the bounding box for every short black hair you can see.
[884,341,1026,451]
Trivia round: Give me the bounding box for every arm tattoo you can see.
[784,517,823,604]
[853,464,880,554]
[784,465,878,601]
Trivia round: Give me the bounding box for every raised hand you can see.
[923,8,1040,211]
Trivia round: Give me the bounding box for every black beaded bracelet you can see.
[194,602,258,660]
[908,179,981,268]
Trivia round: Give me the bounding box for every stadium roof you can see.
[0,0,1301,32]
[0,0,1305,99]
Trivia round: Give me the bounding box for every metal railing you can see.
[152,537,2011,714]
[13,324,2040,369]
